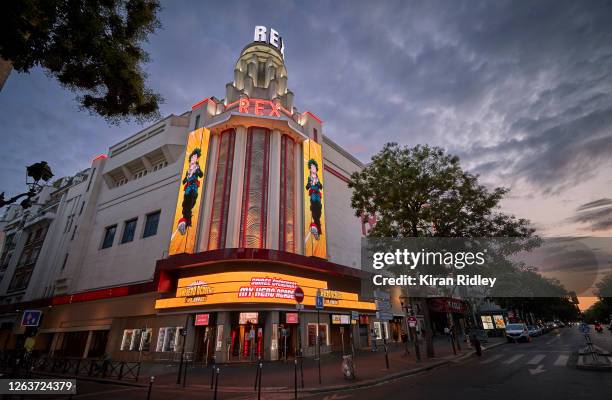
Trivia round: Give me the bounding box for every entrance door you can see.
[278,325,296,360]
[194,326,215,364]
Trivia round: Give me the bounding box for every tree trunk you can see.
[0,58,13,91]
[418,298,435,357]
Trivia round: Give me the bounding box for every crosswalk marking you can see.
[554,354,569,366]
[503,354,525,364]
[480,354,503,364]
[527,354,546,365]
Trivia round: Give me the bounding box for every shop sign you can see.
[408,316,417,328]
[239,312,259,325]
[332,315,351,325]
[227,97,292,118]
[194,313,209,326]
[428,298,467,314]
[481,315,494,330]
[493,315,506,329]
[286,313,298,324]
[156,271,377,311]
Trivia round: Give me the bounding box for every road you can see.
[303,326,612,400]
[23,326,611,400]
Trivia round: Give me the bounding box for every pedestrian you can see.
[371,329,378,352]
[469,329,482,356]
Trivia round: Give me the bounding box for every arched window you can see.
[239,127,270,248]
[279,135,295,252]
[208,129,236,250]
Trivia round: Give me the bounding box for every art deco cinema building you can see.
[0,27,396,363]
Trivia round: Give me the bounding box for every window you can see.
[307,323,329,347]
[194,114,201,129]
[239,128,270,248]
[79,201,85,215]
[143,211,161,238]
[152,161,168,172]
[373,321,390,340]
[279,135,295,252]
[116,177,127,187]
[155,327,183,352]
[208,129,236,250]
[134,170,147,179]
[120,328,151,351]
[313,128,319,143]
[101,225,117,249]
[121,218,138,244]
[71,225,78,241]
[86,167,96,192]
[61,253,69,270]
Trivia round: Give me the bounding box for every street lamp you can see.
[0,162,54,209]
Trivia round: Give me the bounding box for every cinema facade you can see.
[0,27,410,363]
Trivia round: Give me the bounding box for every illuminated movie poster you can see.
[303,139,327,258]
[169,128,211,255]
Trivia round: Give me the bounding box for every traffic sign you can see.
[316,290,324,310]
[294,287,305,303]
[21,310,42,327]
[408,316,417,328]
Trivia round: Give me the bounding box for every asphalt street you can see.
[16,326,610,400]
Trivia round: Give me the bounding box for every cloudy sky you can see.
[1,0,612,239]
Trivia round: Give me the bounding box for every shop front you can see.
[153,253,377,363]
[427,297,469,337]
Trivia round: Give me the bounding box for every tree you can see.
[349,143,534,238]
[0,0,162,122]
[349,143,536,357]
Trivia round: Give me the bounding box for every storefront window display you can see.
[307,323,329,347]
[155,327,183,352]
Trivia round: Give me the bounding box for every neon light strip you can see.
[191,97,211,109]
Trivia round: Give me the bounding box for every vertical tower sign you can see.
[303,139,327,259]
[169,128,211,255]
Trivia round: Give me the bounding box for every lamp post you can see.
[0,162,54,209]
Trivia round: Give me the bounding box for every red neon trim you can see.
[91,154,108,163]
[225,99,240,109]
[51,281,155,306]
[303,111,323,124]
[191,97,211,109]
[324,165,350,183]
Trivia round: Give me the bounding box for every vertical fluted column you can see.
[266,129,282,249]
[294,140,304,255]
[225,125,247,248]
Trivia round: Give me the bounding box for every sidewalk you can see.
[142,336,506,393]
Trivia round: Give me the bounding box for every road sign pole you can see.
[317,308,321,384]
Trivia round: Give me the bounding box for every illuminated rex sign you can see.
[254,26,285,57]
[225,98,293,118]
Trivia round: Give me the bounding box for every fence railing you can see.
[0,352,141,382]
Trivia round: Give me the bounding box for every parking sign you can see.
[21,310,42,327]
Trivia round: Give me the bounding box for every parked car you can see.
[506,323,530,343]
[528,325,542,337]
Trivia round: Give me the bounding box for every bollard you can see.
[294,358,298,400]
[383,337,389,369]
[147,376,155,400]
[210,356,216,389]
[257,360,263,400]
[182,358,188,388]
[213,367,220,400]
[253,359,261,391]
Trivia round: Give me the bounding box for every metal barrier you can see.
[0,352,141,382]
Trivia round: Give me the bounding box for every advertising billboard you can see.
[154,271,376,311]
[303,139,327,258]
[169,128,211,255]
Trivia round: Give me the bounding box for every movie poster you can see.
[169,128,211,255]
[303,139,327,259]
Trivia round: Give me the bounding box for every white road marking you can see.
[554,354,569,366]
[480,354,503,364]
[503,354,525,364]
[527,354,546,365]
[529,364,546,375]
[545,335,560,345]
